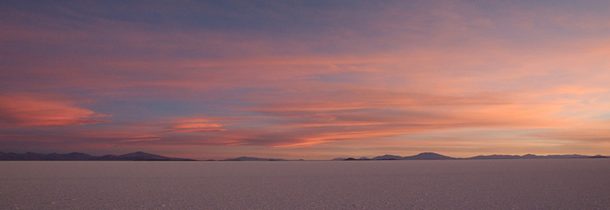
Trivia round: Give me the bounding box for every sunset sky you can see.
[2,0,610,159]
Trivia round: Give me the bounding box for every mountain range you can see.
[1,151,607,161]
[337,152,607,161]
[0,151,194,161]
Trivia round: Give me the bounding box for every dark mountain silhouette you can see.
[0,151,194,161]
[0,152,96,160]
[526,154,589,159]
[340,152,455,161]
[403,152,455,160]
[372,154,402,160]
[1,151,607,161]
[44,152,95,160]
[336,152,605,161]
[94,151,194,161]
[343,157,371,161]
[223,156,285,161]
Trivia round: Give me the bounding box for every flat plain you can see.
[1,159,609,209]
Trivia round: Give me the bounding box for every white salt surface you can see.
[1,159,609,209]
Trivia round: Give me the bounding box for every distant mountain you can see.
[0,152,94,160]
[372,154,402,160]
[223,156,285,161]
[469,154,590,160]
[403,152,455,160]
[343,157,371,161]
[2,151,607,161]
[0,151,194,161]
[121,151,170,160]
[340,152,456,161]
[335,152,605,161]
[99,151,194,161]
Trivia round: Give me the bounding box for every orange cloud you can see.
[534,120,610,143]
[168,118,225,133]
[234,89,566,147]
[0,94,106,127]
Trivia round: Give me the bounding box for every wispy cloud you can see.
[168,117,225,133]
[0,94,107,127]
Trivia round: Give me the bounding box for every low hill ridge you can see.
[336,152,605,161]
[0,151,194,161]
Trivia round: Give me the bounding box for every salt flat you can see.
[1,159,609,210]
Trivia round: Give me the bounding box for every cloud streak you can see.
[0,94,107,127]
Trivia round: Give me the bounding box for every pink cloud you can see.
[0,94,107,127]
[168,117,225,133]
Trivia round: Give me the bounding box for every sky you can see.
[1,0,610,159]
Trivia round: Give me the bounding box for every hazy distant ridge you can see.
[0,151,194,161]
[337,152,607,161]
[1,151,607,161]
